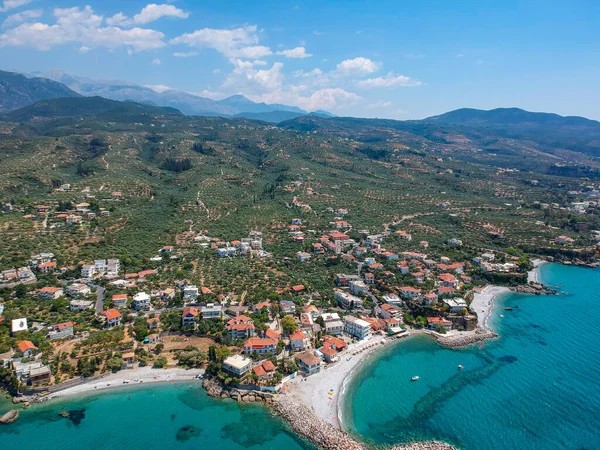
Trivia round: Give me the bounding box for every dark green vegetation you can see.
[0,70,80,113]
[0,96,598,304]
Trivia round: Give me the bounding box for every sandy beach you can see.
[284,334,394,428]
[527,259,547,283]
[470,285,511,329]
[49,366,202,399]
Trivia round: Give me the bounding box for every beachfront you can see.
[284,334,391,428]
[50,367,201,399]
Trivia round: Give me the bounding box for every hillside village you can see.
[0,206,552,393]
[1,100,600,398]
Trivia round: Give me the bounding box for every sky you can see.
[0,0,599,120]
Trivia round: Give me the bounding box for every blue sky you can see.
[0,0,599,119]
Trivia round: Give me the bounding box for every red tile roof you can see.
[289,329,306,341]
[262,360,276,372]
[101,309,122,320]
[244,338,277,349]
[265,328,281,340]
[182,307,199,317]
[291,285,305,292]
[18,340,36,353]
[253,365,267,377]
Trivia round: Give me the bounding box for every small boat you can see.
[458,365,464,370]
[504,307,513,311]
[411,376,420,381]
[500,314,504,318]
[106,383,111,386]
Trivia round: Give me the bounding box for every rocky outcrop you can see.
[434,329,498,349]
[202,377,274,404]
[510,283,556,295]
[0,410,19,424]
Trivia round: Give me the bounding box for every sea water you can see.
[343,263,600,449]
[0,382,316,450]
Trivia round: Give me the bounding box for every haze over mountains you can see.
[17,70,330,121]
[1,67,600,161]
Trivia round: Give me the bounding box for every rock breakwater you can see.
[434,328,498,349]
[204,376,455,450]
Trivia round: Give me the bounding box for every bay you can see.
[342,263,600,450]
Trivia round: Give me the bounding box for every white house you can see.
[344,316,372,340]
[383,294,402,306]
[201,303,223,319]
[70,300,95,311]
[183,285,199,303]
[349,280,368,296]
[81,265,96,279]
[132,292,151,310]
[296,252,311,262]
[444,297,468,312]
[223,355,254,376]
[11,318,28,335]
[67,283,91,297]
[334,290,364,310]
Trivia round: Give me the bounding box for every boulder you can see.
[0,410,19,424]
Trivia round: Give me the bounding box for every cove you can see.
[0,382,316,450]
[342,263,600,450]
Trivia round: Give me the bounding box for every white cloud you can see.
[133,3,189,24]
[0,0,31,13]
[170,25,272,58]
[2,8,42,28]
[0,6,166,52]
[152,58,161,65]
[107,3,189,27]
[224,58,284,92]
[145,84,171,93]
[253,87,361,112]
[105,12,129,27]
[336,57,381,75]
[276,46,311,58]
[368,100,392,108]
[357,72,421,88]
[173,51,198,57]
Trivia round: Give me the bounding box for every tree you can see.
[415,316,428,328]
[435,324,448,334]
[281,316,297,334]
[154,343,164,354]
[106,357,123,372]
[153,356,167,368]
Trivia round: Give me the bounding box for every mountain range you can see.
[16,70,330,121]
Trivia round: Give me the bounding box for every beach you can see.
[527,258,547,283]
[284,334,392,428]
[49,366,201,399]
[470,285,511,329]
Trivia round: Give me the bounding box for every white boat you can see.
[458,365,464,370]
[411,376,420,381]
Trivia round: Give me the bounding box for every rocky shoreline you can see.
[510,282,557,295]
[433,328,498,349]
[203,376,455,450]
[202,377,276,404]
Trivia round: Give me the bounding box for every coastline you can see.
[47,367,201,400]
[278,334,456,450]
[284,334,391,429]
[527,259,547,283]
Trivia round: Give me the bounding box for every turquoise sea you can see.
[342,263,600,449]
[0,382,315,450]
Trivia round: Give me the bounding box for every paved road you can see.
[95,285,105,313]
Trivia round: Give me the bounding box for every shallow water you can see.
[343,263,600,449]
[0,382,316,450]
